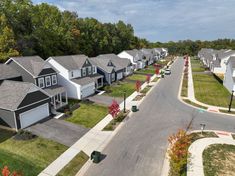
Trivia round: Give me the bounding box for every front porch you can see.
[90,74,104,89]
[44,85,68,110]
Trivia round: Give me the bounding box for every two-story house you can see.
[47,55,104,99]
[140,48,155,65]
[6,56,68,111]
[89,54,133,85]
[118,49,145,70]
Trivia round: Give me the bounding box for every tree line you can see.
[0,0,235,63]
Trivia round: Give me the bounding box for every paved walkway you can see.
[186,57,235,112]
[187,131,235,176]
[39,74,159,176]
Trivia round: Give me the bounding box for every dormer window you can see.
[82,68,86,76]
[45,76,51,87]
[38,78,45,88]
[88,66,92,75]
[52,75,57,85]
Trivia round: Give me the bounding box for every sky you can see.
[32,0,235,42]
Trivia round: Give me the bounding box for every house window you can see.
[82,68,86,76]
[71,71,74,78]
[111,73,115,81]
[45,76,51,87]
[52,75,57,85]
[93,66,96,74]
[38,78,45,88]
[88,66,92,75]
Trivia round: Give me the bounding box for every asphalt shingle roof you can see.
[44,85,66,97]
[89,57,115,73]
[9,56,46,77]
[0,80,45,110]
[0,64,21,81]
[49,55,89,71]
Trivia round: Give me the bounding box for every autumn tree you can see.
[155,68,159,75]
[146,74,151,84]
[0,15,19,62]
[108,100,120,118]
[135,80,141,93]
[1,166,21,176]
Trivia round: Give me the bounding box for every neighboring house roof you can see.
[218,50,235,60]
[49,55,89,71]
[7,56,49,77]
[0,80,48,110]
[98,54,131,69]
[227,56,235,69]
[0,64,21,81]
[89,57,116,73]
[72,77,95,86]
[44,85,66,97]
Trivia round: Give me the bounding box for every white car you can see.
[165,69,171,75]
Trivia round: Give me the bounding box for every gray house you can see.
[0,80,51,130]
[89,54,132,85]
[6,56,68,110]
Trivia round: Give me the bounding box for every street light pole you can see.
[228,90,234,112]
[124,91,126,113]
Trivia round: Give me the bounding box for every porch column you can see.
[53,96,56,110]
[60,93,62,107]
[65,91,68,104]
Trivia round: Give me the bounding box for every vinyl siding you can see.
[0,109,15,128]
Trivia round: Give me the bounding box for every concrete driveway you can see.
[26,118,89,146]
[88,94,123,106]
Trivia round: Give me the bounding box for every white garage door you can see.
[20,103,50,128]
[81,85,94,98]
[117,72,123,80]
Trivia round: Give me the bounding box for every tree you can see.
[155,68,159,75]
[0,14,19,62]
[108,100,120,118]
[146,74,151,84]
[136,80,141,93]
[1,166,21,176]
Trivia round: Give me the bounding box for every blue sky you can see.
[32,0,235,42]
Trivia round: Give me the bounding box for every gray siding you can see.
[15,99,51,129]
[97,69,112,85]
[8,61,35,83]
[0,109,16,128]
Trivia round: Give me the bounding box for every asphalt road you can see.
[84,58,235,176]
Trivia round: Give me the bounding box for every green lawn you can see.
[57,151,88,176]
[193,74,235,108]
[203,144,235,176]
[126,73,147,82]
[135,68,155,75]
[191,58,205,72]
[181,75,188,97]
[0,129,67,176]
[104,81,136,97]
[140,85,152,94]
[66,101,108,128]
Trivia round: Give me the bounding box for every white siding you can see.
[69,69,81,79]
[47,58,69,79]
[118,52,134,64]
[224,64,234,93]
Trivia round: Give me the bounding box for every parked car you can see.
[165,69,171,75]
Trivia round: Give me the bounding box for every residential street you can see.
[84,57,235,176]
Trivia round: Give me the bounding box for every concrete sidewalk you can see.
[39,74,159,176]
[186,57,235,112]
[187,131,235,176]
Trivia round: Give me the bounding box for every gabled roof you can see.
[0,80,48,110]
[7,56,53,77]
[89,57,116,73]
[0,64,21,81]
[98,54,131,69]
[227,56,235,69]
[218,50,235,60]
[49,55,89,71]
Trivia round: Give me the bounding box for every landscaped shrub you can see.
[168,129,191,176]
[14,130,36,141]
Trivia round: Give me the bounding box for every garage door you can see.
[81,85,94,98]
[117,72,123,80]
[20,103,50,128]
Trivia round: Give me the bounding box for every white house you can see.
[118,49,145,70]
[223,56,235,93]
[47,55,103,99]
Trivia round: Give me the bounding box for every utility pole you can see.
[228,90,234,112]
[124,91,126,113]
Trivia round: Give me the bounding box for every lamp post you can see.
[124,91,126,113]
[228,90,234,112]
[200,123,206,135]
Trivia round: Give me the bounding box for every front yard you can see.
[193,74,235,108]
[191,58,205,72]
[203,144,235,176]
[126,73,147,82]
[66,101,108,128]
[0,129,67,176]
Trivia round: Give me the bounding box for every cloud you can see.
[31,0,235,42]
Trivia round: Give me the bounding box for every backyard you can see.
[203,144,235,176]
[66,101,108,128]
[0,129,67,176]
